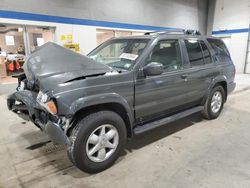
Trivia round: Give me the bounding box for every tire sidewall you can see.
[207,86,225,119]
[69,111,127,173]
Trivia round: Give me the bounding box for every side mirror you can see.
[143,62,164,76]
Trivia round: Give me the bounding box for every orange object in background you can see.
[7,62,15,72]
[16,61,21,70]
[7,61,21,72]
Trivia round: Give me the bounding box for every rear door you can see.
[181,38,217,105]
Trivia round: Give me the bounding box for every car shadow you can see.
[17,112,203,180]
[126,112,203,151]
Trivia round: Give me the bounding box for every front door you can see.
[134,39,191,123]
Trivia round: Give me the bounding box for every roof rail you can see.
[144,29,201,36]
[144,29,184,35]
[185,29,201,35]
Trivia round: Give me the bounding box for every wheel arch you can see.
[215,81,227,101]
[202,76,228,104]
[67,94,134,138]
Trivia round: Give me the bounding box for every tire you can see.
[67,110,127,173]
[202,85,225,120]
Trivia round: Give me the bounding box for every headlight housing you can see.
[37,91,57,115]
[44,100,57,115]
[37,91,48,103]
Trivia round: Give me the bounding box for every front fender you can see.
[68,93,134,126]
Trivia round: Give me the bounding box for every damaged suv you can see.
[7,30,236,173]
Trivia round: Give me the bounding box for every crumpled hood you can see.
[23,42,112,91]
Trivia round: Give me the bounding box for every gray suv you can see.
[7,30,236,173]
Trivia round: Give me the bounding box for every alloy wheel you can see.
[86,124,119,162]
[211,91,222,113]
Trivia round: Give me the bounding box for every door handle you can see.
[181,74,188,79]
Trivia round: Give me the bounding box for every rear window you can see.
[207,38,231,63]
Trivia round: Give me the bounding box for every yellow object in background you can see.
[60,34,72,43]
[66,34,73,43]
[63,43,80,53]
[60,35,66,41]
[61,34,80,52]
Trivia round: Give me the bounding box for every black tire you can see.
[67,110,127,173]
[202,85,225,120]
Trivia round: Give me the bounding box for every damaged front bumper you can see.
[7,90,70,145]
[44,121,70,145]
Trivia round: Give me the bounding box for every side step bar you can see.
[134,106,203,135]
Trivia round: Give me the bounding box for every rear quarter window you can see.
[207,38,231,63]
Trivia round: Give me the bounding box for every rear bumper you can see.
[7,90,70,145]
[228,82,236,94]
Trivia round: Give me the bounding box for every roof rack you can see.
[185,30,202,35]
[144,29,201,36]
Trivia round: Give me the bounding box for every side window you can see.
[185,39,204,66]
[200,41,212,64]
[207,38,231,63]
[146,39,182,72]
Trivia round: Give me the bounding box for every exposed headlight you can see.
[37,91,48,103]
[37,91,57,115]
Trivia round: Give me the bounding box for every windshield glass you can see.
[88,39,150,70]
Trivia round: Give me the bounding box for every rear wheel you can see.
[202,85,225,119]
[67,110,127,173]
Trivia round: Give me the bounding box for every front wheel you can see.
[202,85,225,119]
[67,111,127,173]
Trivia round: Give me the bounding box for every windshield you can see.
[88,39,150,71]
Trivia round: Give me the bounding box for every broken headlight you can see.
[37,91,48,103]
[37,91,57,115]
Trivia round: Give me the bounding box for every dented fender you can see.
[68,93,134,128]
